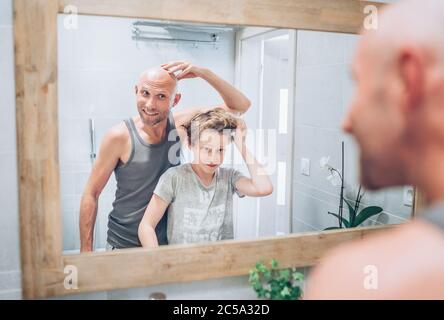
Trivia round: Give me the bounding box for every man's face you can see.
[342,41,408,190]
[135,72,180,126]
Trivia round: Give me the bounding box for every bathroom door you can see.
[234,28,296,239]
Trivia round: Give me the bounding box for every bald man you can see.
[306,0,444,299]
[79,61,251,252]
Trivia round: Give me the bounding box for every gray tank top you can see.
[107,112,181,248]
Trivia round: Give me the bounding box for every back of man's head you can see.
[342,0,444,195]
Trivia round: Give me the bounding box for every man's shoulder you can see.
[327,221,444,266]
[104,121,130,145]
[306,221,444,299]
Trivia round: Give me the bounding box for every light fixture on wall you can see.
[132,20,236,44]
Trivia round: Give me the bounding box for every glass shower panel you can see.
[236,29,295,239]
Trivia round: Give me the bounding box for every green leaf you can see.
[343,198,357,225]
[328,212,350,228]
[263,269,272,281]
[257,262,267,273]
[279,269,290,281]
[323,226,343,231]
[292,272,304,282]
[271,259,279,269]
[292,287,302,300]
[252,282,263,291]
[255,261,265,270]
[248,272,259,283]
[280,286,290,297]
[353,206,383,226]
[249,259,304,300]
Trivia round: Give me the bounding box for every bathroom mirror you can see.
[58,15,414,254]
[16,0,416,299]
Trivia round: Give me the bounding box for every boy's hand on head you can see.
[161,61,208,80]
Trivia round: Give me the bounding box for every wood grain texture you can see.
[14,0,62,299]
[57,0,385,34]
[54,226,393,297]
[413,189,427,217]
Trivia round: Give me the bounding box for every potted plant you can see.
[320,142,383,230]
[248,259,304,300]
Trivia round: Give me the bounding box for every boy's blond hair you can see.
[181,108,238,146]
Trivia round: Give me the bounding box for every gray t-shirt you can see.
[153,163,245,245]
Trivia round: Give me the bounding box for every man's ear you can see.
[135,85,138,95]
[172,93,182,108]
[399,47,424,113]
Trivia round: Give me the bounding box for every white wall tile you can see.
[54,275,256,300]
[0,0,12,27]
[342,33,359,64]
[0,153,20,272]
[0,271,21,292]
[295,65,344,129]
[0,26,16,154]
[292,29,411,232]
[105,275,257,300]
[0,0,21,296]
[292,218,318,233]
[296,31,344,67]
[0,289,21,299]
[293,191,340,230]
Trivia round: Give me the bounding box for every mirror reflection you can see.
[57,15,413,254]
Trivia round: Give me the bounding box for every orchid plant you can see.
[319,143,383,230]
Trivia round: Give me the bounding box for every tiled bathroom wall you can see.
[291,30,412,233]
[0,0,21,299]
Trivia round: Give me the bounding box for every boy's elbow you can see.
[242,98,252,113]
[258,184,273,196]
[235,98,251,115]
[138,221,149,239]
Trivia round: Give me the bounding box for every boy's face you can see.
[191,129,232,174]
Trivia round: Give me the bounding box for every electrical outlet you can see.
[301,158,310,176]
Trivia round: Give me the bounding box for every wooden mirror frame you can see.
[15,0,421,299]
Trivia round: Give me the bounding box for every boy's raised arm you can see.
[233,119,274,197]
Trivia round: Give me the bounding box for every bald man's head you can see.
[135,66,181,126]
[137,66,178,95]
[342,0,444,190]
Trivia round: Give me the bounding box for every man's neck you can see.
[135,116,168,142]
[415,150,444,205]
